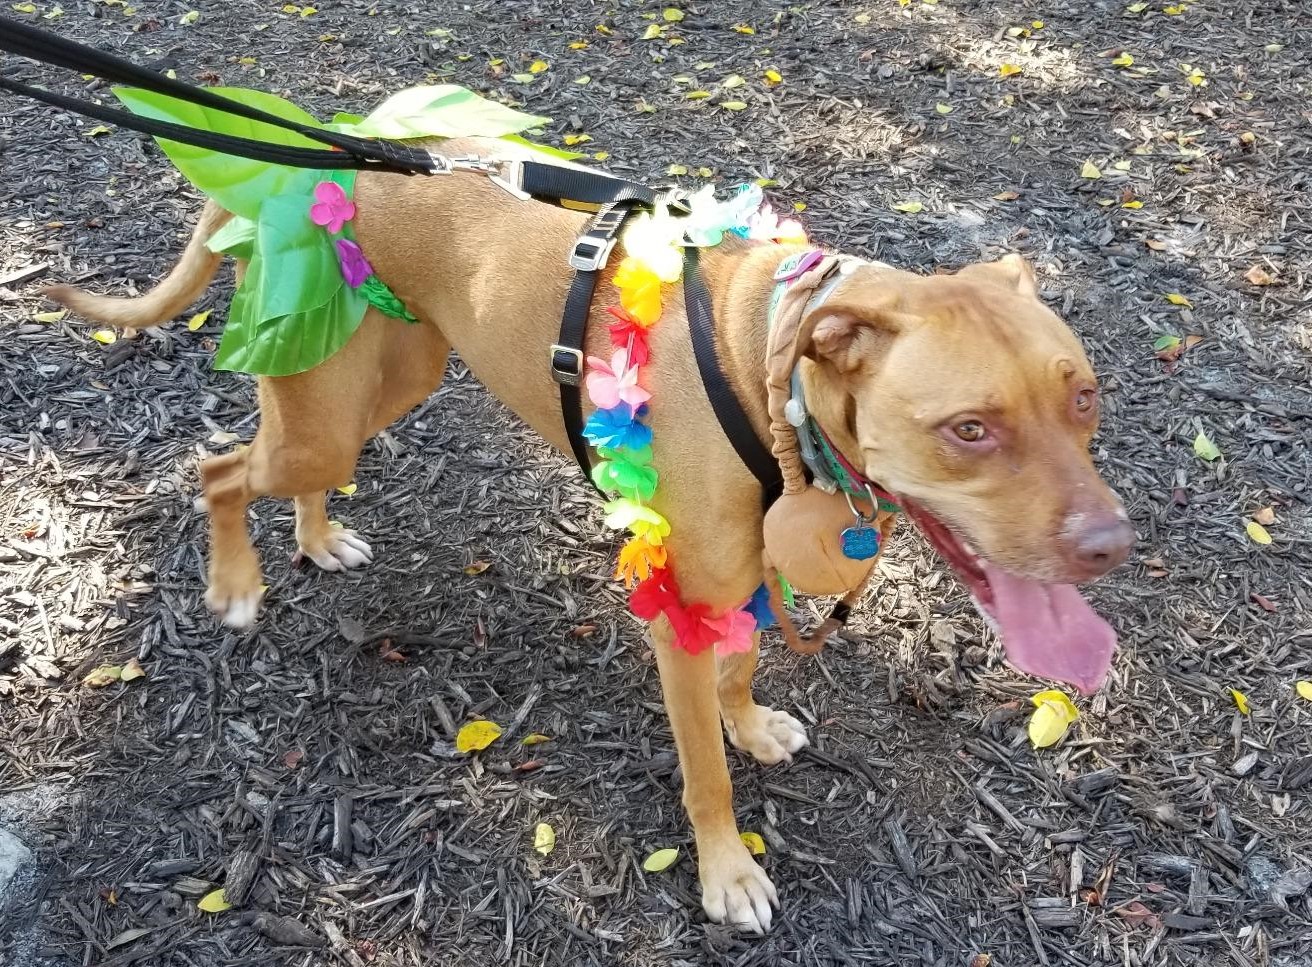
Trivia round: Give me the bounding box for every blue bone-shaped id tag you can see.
[840,525,881,561]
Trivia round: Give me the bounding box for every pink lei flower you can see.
[309,180,356,234]
[585,348,651,410]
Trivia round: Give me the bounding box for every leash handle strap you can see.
[684,247,784,505]
[0,14,432,170]
[0,75,380,170]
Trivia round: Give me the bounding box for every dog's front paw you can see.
[723,705,810,766]
[205,580,264,629]
[296,528,373,572]
[700,840,779,934]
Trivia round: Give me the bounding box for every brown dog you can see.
[47,136,1133,933]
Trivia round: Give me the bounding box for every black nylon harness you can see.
[0,14,784,505]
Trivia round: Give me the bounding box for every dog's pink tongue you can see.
[982,563,1116,695]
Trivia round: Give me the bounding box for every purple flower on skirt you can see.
[336,239,374,288]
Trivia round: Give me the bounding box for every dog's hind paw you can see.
[700,842,779,934]
[297,529,374,572]
[724,706,810,766]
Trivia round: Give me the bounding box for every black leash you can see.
[0,14,435,173]
[684,247,785,506]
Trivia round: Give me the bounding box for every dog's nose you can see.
[1067,515,1135,577]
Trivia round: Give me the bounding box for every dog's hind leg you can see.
[716,640,810,766]
[289,313,449,573]
[200,311,449,627]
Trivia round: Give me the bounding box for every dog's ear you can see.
[960,253,1038,299]
[805,301,916,373]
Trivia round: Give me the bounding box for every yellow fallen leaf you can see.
[1193,432,1221,462]
[642,847,680,872]
[574,75,590,85]
[85,125,113,137]
[721,101,748,111]
[999,63,1023,77]
[1253,506,1276,526]
[936,102,953,114]
[335,483,357,496]
[34,310,67,323]
[12,2,37,11]
[521,733,552,745]
[1185,67,1206,86]
[667,163,689,176]
[1126,2,1147,11]
[1230,688,1250,716]
[1113,160,1132,171]
[592,151,610,161]
[1164,3,1187,13]
[740,832,766,855]
[721,74,746,89]
[1028,689,1079,748]
[732,23,754,34]
[1112,52,1134,67]
[1080,161,1102,179]
[84,666,123,688]
[534,822,556,855]
[1031,19,1044,28]
[187,310,210,331]
[684,90,711,100]
[793,202,807,212]
[120,658,146,682]
[662,7,684,21]
[197,889,231,913]
[529,59,549,73]
[696,166,713,178]
[594,25,611,35]
[568,40,589,50]
[91,329,117,345]
[763,68,782,86]
[855,11,872,21]
[179,9,198,24]
[1165,292,1193,307]
[641,23,664,40]
[1122,200,1144,209]
[1245,521,1272,546]
[892,201,923,214]
[1296,681,1312,702]
[563,133,591,145]
[456,719,502,753]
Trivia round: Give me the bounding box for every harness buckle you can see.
[568,235,616,272]
[549,345,585,387]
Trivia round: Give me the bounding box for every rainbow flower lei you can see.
[583,185,808,656]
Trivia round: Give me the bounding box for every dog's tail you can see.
[44,201,233,330]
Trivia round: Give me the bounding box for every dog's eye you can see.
[1074,389,1097,413]
[954,421,987,442]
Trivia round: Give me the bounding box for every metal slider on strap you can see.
[549,345,584,387]
[568,235,616,272]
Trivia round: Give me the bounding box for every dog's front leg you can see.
[717,635,810,766]
[652,616,778,933]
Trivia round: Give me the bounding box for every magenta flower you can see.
[309,180,356,234]
[336,239,374,288]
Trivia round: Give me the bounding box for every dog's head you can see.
[801,255,1133,693]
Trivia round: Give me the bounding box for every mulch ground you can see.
[2,0,1311,964]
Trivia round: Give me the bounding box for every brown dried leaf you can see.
[1245,264,1276,286]
[1253,506,1276,525]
